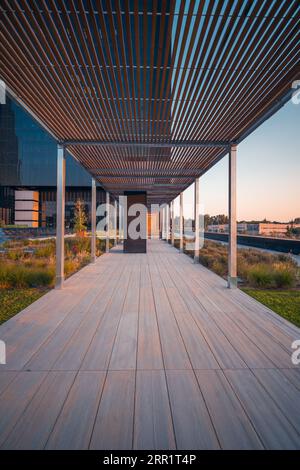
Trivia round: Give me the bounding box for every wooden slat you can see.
[196,370,263,449]
[2,371,76,449]
[166,370,220,450]
[252,368,300,434]
[90,370,135,450]
[137,265,164,370]
[225,369,300,450]
[134,370,175,450]
[0,1,299,204]
[0,240,299,449]
[109,264,140,370]
[80,264,133,371]
[46,371,106,450]
[0,371,46,446]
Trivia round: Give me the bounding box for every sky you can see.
[174,99,300,222]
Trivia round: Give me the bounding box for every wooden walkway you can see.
[0,240,300,450]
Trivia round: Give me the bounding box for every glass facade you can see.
[0,97,104,226]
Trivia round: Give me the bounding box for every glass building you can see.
[0,97,105,227]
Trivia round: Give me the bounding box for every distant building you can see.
[207,223,247,233]
[207,222,300,236]
[247,223,300,236]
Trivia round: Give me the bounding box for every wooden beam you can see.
[63,140,230,148]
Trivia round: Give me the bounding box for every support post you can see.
[55,145,65,289]
[106,191,110,253]
[166,204,170,243]
[91,178,96,263]
[179,192,184,252]
[159,209,162,239]
[228,145,237,288]
[171,200,175,246]
[194,177,200,263]
[162,206,166,240]
[114,199,118,246]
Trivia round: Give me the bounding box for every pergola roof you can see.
[0,0,299,204]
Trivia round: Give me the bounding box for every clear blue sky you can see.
[176,100,300,222]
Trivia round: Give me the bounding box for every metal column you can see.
[194,177,200,263]
[91,178,96,263]
[55,145,66,289]
[228,145,237,288]
[106,191,110,253]
[114,199,118,246]
[171,200,175,246]
[166,204,170,243]
[179,192,184,252]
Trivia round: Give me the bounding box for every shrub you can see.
[6,250,23,261]
[35,245,55,258]
[64,259,79,277]
[25,268,55,287]
[0,264,54,288]
[211,260,227,276]
[246,264,274,288]
[272,263,296,288]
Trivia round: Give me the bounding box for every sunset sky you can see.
[174,99,300,222]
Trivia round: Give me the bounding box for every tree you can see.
[73,199,87,236]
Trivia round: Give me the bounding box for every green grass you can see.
[0,288,47,325]
[242,288,300,327]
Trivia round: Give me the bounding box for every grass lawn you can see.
[0,288,47,325]
[242,288,300,328]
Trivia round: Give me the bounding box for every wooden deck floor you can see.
[0,239,300,450]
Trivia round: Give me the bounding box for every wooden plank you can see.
[149,264,192,370]
[160,254,250,369]
[195,370,263,449]
[137,266,163,370]
[253,368,300,435]
[0,289,85,370]
[90,370,135,450]
[280,368,300,391]
[46,371,106,449]
[164,287,220,369]
[225,369,300,449]
[109,264,140,370]
[55,263,128,371]
[0,371,18,396]
[225,309,295,367]
[166,370,220,450]
[81,265,133,371]
[134,370,176,450]
[209,309,274,369]
[0,371,46,447]
[1,371,76,449]
[25,266,116,371]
